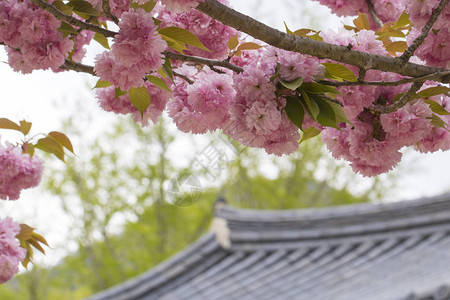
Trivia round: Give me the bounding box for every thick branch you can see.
[369,81,424,114]
[30,0,117,38]
[320,70,450,87]
[60,60,96,76]
[400,0,449,62]
[197,0,450,83]
[164,51,244,73]
[365,0,383,28]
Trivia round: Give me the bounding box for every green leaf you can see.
[284,96,305,130]
[270,63,281,82]
[353,11,370,31]
[23,143,35,157]
[34,136,65,162]
[161,58,174,82]
[93,33,110,49]
[310,95,350,128]
[300,90,319,118]
[115,88,127,98]
[328,100,351,124]
[129,86,151,117]
[293,28,316,37]
[393,92,404,102]
[58,22,78,37]
[235,42,263,56]
[299,126,321,144]
[278,76,303,91]
[130,0,156,12]
[385,41,407,54]
[146,75,171,92]
[322,63,357,82]
[311,95,339,128]
[393,11,411,28]
[67,0,104,17]
[19,120,32,135]
[300,82,341,95]
[161,35,186,53]
[93,79,112,89]
[284,22,294,35]
[158,27,210,51]
[344,25,357,32]
[49,131,75,154]
[429,114,448,129]
[416,86,450,98]
[53,0,73,15]
[424,99,450,115]
[0,118,21,131]
[227,33,239,50]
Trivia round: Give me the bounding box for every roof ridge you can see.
[215,193,450,223]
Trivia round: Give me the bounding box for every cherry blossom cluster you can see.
[313,0,405,26]
[166,46,325,155]
[0,140,43,201]
[0,0,449,184]
[156,0,235,59]
[95,8,167,90]
[0,218,26,284]
[97,78,171,126]
[320,29,450,175]
[405,0,450,68]
[0,0,74,73]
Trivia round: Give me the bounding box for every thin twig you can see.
[173,71,194,84]
[164,51,244,73]
[60,60,96,76]
[400,0,449,63]
[365,0,383,28]
[369,81,424,114]
[30,0,117,38]
[102,0,119,24]
[320,70,450,87]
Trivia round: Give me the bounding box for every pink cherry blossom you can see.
[157,0,236,59]
[168,66,235,133]
[0,0,74,73]
[0,217,26,284]
[160,0,204,12]
[0,142,43,201]
[97,79,171,127]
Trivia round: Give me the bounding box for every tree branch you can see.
[400,0,449,62]
[197,0,450,83]
[29,0,117,38]
[369,81,424,114]
[320,70,450,87]
[173,71,194,84]
[365,0,383,28]
[163,51,244,73]
[60,60,96,76]
[102,0,119,24]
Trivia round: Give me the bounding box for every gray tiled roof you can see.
[87,194,450,300]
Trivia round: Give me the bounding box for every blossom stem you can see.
[320,71,450,87]
[369,81,424,114]
[400,0,450,63]
[29,0,117,38]
[173,71,194,84]
[163,51,244,73]
[61,60,96,76]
